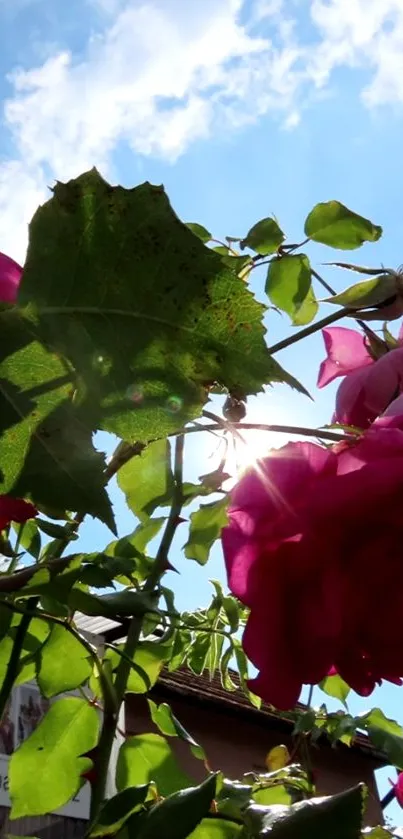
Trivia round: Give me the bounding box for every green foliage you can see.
[266,255,318,325]
[359,708,403,769]
[128,774,218,839]
[188,820,243,838]
[0,616,50,687]
[184,497,228,565]
[304,201,382,249]
[241,218,285,255]
[106,641,169,693]
[37,623,92,697]
[116,733,194,796]
[244,784,365,839]
[19,169,290,444]
[12,520,41,558]
[9,697,99,817]
[117,441,174,522]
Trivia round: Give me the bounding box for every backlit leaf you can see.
[266,254,318,325]
[118,441,174,522]
[37,623,92,697]
[241,218,284,256]
[116,733,193,796]
[304,201,382,249]
[184,497,228,565]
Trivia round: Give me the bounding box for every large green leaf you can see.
[0,310,113,526]
[128,774,218,839]
[304,201,382,249]
[37,623,92,697]
[184,497,228,565]
[266,255,318,325]
[116,733,193,796]
[244,784,364,838]
[19,169,289,442]
[9,697,99,817]
[118,441,174,522]
[241,218,284,255]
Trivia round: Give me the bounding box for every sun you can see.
[224,428,285,477]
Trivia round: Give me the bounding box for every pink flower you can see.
[222,415,403,709]
[318,326,403,428]
[317,327,373,388]
[0,496,37,532]
[392,773,403,808]
[0,251,23,304]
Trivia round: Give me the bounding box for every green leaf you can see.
[13,402,114,530]
[241,218,284,255]
[323,273,397,309]
[184,497,228,565]
[9,697,99,817]
[244,784,365,838]
[304,201,382,249]
[20,169,284,442]
[111,641,168,694]
[90,786,149,837]
[186,223,212,243]
[266,255,318,325]
[319,674,350,706]
[359,708,403,768]
[168,629,192,672]
[130,773,218,839]
[222,597,240,633]
[187,634,211,676]
[0,616,51,688]
[118,441,174,522]
[0,309,72,496]
[12,519,41,559]
[68,588,157,620]
[188,819,242,838]
[148,700,206,760]
[116,733,193,796]
[216,778,253,820]
[37,623,92,697]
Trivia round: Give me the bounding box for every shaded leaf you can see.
[184,497,228,565]
[244,784,365,838]
[241,218,284,255]
[12,519,41,559]
[187,634,211,676]
[131,774,218,839]
[9,697,99,818]
[20,169,286,442]
[90,786,149,837]
[304,201,382,249]
[324,274,397,309]
[37,623,92,697]
[118,441,174,522]
[116,733,193,796]
[266,255,318,325]
[68,588,158,620]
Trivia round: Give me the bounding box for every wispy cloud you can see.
[1,0,403,258]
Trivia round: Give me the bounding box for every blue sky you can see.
[2,0,403,823]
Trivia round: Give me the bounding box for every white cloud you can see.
[2,0,403,260]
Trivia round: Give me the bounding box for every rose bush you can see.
[0,496,37,532]
[318,326,403,428]
[222,414,403,709]
[0,251,23,303]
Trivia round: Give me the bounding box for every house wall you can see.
[126,690,384,827]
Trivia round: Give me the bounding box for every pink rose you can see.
[392,773,403,808]
[0,251,23,304]
[222,416,403,708]
[318,326,403,428]
[0,496,37,532]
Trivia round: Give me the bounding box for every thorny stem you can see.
[89,435,186,822]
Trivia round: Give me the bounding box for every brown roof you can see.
[153,667,386,765]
